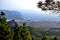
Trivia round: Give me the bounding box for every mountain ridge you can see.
[0,9,60,21]
[0,10,24,20]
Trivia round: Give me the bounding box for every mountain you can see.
[0,10,24,20]
[1,9,60,28]
[0,9,60,21]
[20,10,60,21]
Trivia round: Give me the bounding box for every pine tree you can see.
[54,37,58,40]
[0,11,14,40]
[18,26,23,40]
[45,0,53,3]
[32,36,36,40]
[42,35,50,40]
[13,24,23,40]
[21,23,32,40]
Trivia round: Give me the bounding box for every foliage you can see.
[32,36,36,40]
[0,11,5,16]
[0,11,32,40]
[0,12,14,40]
[28,27,60,40]
[13,24,23,40]
[42,35,50,40]
[13,23,32,40]
[21,23,32,40]
[54,37,58,40]
[37,0,60,14]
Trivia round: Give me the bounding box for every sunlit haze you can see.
[0,0,60,11]
[0,0,40,10]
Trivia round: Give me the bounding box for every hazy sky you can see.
[0,0,60,11]
[0,0,40,11]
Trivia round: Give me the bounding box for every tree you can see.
[42,35,50,40]
[32,36,36,40]
[54,37,58,40]
[18,26,23,40]
[37,1,42,8]
[37,0,60,14]
[13,24,23,40]
[45,0,53,3]
[21,23,32,40]
[0,11,14,40]
[0,12,5,16]
[0,12,32,40]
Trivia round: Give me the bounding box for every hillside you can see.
[7,20,60,40]
[0,10,24,20]
[28,27,60,40]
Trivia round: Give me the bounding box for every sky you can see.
[0,0,60,11]
[0,0,41,11]
[0,0,60,21]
